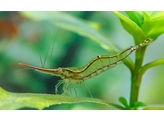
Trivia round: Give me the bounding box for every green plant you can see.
[113,11,164,109]
[0,11,164,110]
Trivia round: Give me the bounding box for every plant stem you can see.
[130,47,146,106]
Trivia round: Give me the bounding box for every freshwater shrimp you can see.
[19,38,152,95]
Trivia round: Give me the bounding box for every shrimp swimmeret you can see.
[19,38,152,95]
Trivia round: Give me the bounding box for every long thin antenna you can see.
[42,27,59,68]
[41,11,67,68]
[49,11,67,68]
[37,39,44,68]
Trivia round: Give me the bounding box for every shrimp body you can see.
[19,38,152,94]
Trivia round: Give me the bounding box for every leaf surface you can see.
[0,87,123,110]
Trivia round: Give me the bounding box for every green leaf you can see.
[142,58,164,71]
[131,101,146,109]
[0,87,124,110]
[19,11,134,73]
[113,11,145,43]
[142,12,151,21]
[141,17,164,40]
[147,11,164,18]
[119,97,146,110]
[20,11,119,53]
[125,11,143,27]
[118,97,129,109]
[135,58,164,87]
[138,58,164,79]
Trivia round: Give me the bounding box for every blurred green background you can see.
[0,11,164,109]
